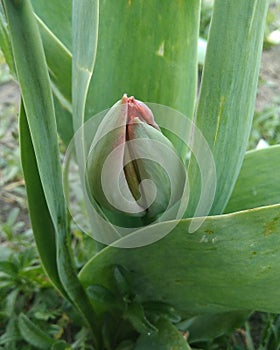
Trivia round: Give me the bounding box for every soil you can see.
[0,80,25,231]
[0,79,20,110]
[256,44,280,111]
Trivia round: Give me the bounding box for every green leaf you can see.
[2,0,66,234]
[1,0,73,145]
[0,314,19,346]
[80,204,280,318]
[85,1,200,123]
[225,145,280,213]
[53,95,73,146]
[36,15,72,104]
[32,1,73,145]
[18,313,55,349]
[87,284,120,313]
[124,301,157,335]
[0,261,18,277]
[72,0,105,253]
[31,0,72,51]
[19,105,65,295]
[187,0,270,216]
[0,3,15,73]
[5,289,19,317]
[72,0,99,131]
[178,311,249,342]
[3,1,100,345]
[2,0,72,144]
[143,301,181,324]
[114,265,132,297]
[135,318,191,350]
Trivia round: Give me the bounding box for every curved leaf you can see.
[178,311,249,342]
[31,0,72,51]
[187,0,270,216]
[35,7,73,145]
[225,145,280,213]
[18,313,55,349]
[80,204,280,318]
[36,15,72,104]
[72,0,99,131]
[19,104,65,295]
[135,318,191,350]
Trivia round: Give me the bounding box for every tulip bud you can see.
[86,95,185,227]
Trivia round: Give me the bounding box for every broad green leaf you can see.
[225,145,280,213]
[80,204,280,319]
[178,311,249,342]
[135,318,191,350]
[85,0,200,124]
[72,0,99,131]
[35,5,73,145]
[37,16,72,105]
[31,0,72,51]
[3,1,99,344]
[19,104,66,295]
[18,313,55,349]
[187,0,270,217]
[72,0,101,253]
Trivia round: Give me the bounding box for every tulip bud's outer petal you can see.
[124,119,170,219]
[86,96,186,227]
[126,119,186,222]
[86,100,145,219]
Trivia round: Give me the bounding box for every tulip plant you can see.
[1,0,280,349]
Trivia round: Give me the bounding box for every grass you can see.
[0,4,280,347]
[249,106,280,149]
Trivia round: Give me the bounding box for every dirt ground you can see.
[0,80,22,228]
[256,44,280,111]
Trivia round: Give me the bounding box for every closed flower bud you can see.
[86,95,185,227]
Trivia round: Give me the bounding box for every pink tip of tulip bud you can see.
[121,94,160,131]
